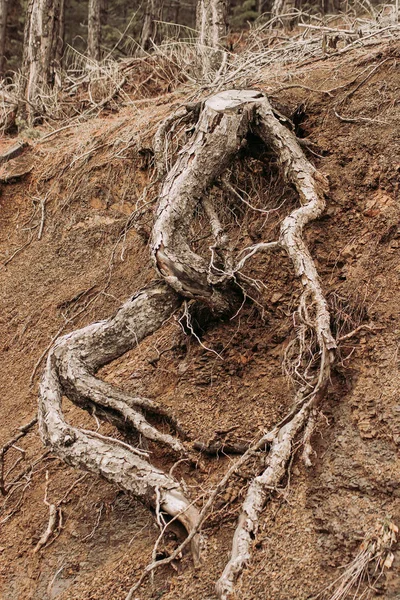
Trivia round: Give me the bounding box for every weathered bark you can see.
[0,0,8,75]
[271,0,286,18]
[56,0,65,66]
[196,0,228,77]
[215,96,336,599]
[271,0,298,21]
[22,0,64,122]
[153,103,202,180]
[38,92,267,562]
[88,0,101,61]
[254,99,335,356]
[216,404,310,599]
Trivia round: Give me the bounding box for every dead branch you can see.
[333,108,388,125]
[34,471,58,553]
[4,451,52,495]
[337,323,384,342]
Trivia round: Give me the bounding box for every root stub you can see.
[37,89,335,597]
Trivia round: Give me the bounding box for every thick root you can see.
[151,90,265,314]
[53,283,186,453]
[38,283,201,556]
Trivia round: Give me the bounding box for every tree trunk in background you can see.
[0,0,8,75]
[196,0,227,48]
[271,0,285,18]
[88,0,101,60]
[196,0,227,80]
[174,0,180,25]
[56,0,65,66]
[140,0,156,51]
[22,0,64,123]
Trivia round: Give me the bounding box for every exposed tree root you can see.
[216,96,336,599]
[151,90,266,315]
[216,401,312,599]
[39,283,201,559]
[38,89,336,597]
[33,471,58,554]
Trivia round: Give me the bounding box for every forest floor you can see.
[0,30,400,600]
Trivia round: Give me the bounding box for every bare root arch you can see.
[38,89,336,598]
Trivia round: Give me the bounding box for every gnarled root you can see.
[215,95,336,598]
[216,402,311,599]
[37,90,336,587]
[37,92,269,566]
[38,283,201,558]
[50,283,187,453]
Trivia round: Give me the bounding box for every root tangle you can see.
[37,89,335,598]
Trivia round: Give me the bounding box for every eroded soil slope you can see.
[1,40,400,600]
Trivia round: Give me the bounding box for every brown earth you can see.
[0,38,400,600]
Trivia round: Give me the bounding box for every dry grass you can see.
[317,520,398,600]
[2,7,399,134]
[328,290,369,341]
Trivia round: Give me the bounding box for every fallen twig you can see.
[0,418,38,495]
[34,471,58,553]
[337,323,384,342]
